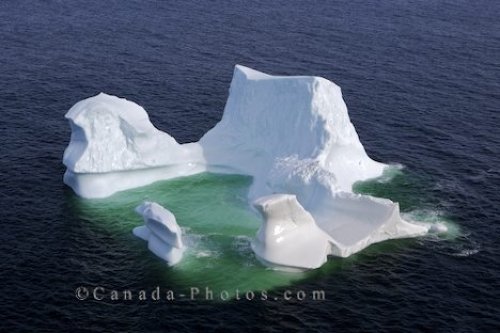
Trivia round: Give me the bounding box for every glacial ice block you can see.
[251,194,333,271]
[63,65,432,268]
[133,202,185,266]
[63,93,205,198]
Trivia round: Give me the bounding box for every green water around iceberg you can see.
[68,168,457,297]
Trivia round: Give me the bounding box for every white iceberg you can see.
[63,65,429,270]
[133,202,185,266]
[252,193,428,270]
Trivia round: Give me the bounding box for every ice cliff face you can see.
[62,65,430,270]
[201,65,385,194]
[64,93,187,172]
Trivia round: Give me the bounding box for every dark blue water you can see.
[1,0,499,331]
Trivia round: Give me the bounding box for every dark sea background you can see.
[1,0,499,331]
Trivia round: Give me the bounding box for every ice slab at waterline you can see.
[63,65,432,270]
[252,194,430,270]
[133,202,185,266]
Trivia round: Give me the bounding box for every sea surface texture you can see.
[1,0,499,331]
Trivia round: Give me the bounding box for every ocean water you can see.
[1,0,499,331]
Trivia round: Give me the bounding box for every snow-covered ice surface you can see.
[133,201,185,266]
[63,65,431,270]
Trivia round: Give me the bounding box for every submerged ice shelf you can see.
[63,65,431,270]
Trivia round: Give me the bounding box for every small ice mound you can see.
[251,194,332,271]
[133,201,185,266]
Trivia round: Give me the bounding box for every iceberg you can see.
[133,202,185,266]
[63,65,430,270]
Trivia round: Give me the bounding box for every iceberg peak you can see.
[233,64,272,80]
